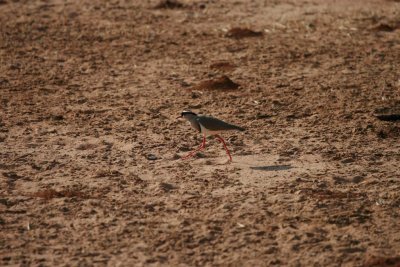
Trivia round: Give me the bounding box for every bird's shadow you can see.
[250,165,293,171]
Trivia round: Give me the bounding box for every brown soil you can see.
[210,61,237,72]
[1,0,400,266]
[225,27,264,39]
[192,75,240,91]
[154,0,186,10]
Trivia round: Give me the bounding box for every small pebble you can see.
[146,154,158,160]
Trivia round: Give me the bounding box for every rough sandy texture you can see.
[1,0,400,266]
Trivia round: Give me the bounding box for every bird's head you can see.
[177,110,198,121]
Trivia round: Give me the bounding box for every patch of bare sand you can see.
[1,0,400,266]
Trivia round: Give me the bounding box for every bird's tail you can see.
[233,125,245,131]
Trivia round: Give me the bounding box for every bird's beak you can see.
[176,116,182,120]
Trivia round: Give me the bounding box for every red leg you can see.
[182,135,206,160]
[215,135,232,162]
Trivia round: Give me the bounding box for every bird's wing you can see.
[196,116,244,131]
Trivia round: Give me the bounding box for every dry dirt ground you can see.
[1,0,400,266]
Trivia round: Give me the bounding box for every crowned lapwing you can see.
[178,111,245,161]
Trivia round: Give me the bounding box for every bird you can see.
[178,110,245,161]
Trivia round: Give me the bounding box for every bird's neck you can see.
[184,114,198,122]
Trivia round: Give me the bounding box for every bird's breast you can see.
[189,120,201,133]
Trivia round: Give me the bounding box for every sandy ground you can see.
[1,0,400,266]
